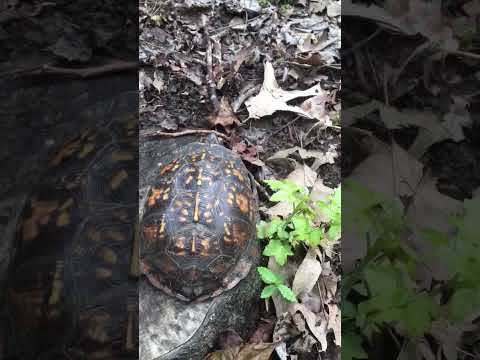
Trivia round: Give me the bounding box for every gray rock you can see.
[140,265,261,360]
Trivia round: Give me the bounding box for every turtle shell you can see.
[140,139,258,302]
[3,114,138,360]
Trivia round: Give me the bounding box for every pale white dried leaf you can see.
[265,202,294,218]
[327,1,341,17]
[287,164,317,188]
[245,61,321,119]
[299,94,332,126]
[327,304,341,345]
[267,147,302,161]
[292,248,322,295]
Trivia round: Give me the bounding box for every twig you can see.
[202,14,220,114]
[0,60,136,79]
[390,41,433,86]
[341,28,383,57]
[140,129,230,141]
[264,116,302,142]
[447,49,480,61]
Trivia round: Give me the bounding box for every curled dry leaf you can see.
[216,329,244,350]
[209,97,240,127]
[245,61,321,119]
[264,201,293,219]
[288,303,328,351]
[300,94,331,126]
[231,139,265,167]
[268,146,336,165]
[292,248,322,296]
[299,292,322,313]
[249,320,276,344]
[327,303,341,346]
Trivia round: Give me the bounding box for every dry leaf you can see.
[268,146,336,165]
[209,97,240,127]
[343,0,458,51]
[327,304,341,345]
[292,248,322,296]
[205,342,277,360]
[287,164,317,188]
[405,171,463,282]
[264,202,293,218]
[245,61,321,119]
[300,94,332,126]
[289,303,328,351]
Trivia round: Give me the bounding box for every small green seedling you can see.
[257,267,297,302]
[256,179,341,302]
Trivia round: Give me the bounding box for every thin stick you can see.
[448,49,480,60]
[202,14,220,114]
[141,129,230,141]
[0,60,136,78]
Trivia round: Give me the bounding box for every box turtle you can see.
[2,113,138,359]
[140,135,258,302]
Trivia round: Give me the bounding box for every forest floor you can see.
[139,0,342,359]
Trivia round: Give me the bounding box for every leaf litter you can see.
[139,0,341,358]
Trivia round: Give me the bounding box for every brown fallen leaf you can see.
[205,342,277,360]
[232,138,265,167]
[249,320,275,344]
[216,329,244,350]
[209,97,240,127]
[288,303,328,351]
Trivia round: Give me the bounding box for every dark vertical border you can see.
[0,1,139,358]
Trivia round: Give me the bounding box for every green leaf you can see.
[257,266,283,285]
[260,284,277,299]
[264,179,301,192]
[256,220,269,239]
[266,218,285,238]
[307,228,323,247]
[277,284,297,302]
[277,226,289,240]
[343,332,367,360]
[403,294,437,337]
[263,240,293,266]
[327,223,341,241]
[290,214,312,244]
[292,214,310,233]
[449,288,479,323]
[342,300,357,319]
[270,190,294,203]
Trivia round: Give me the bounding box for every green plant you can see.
[258,0,297,8]
[257,266,297,302]
[421,198,480,323]
[342,179,480,360]
[258,0,272,7]
[256,179,340,302]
